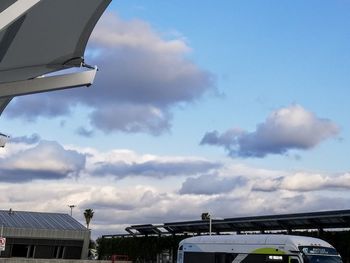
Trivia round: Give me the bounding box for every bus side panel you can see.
[242,254,289,263]
[183,252,290,263]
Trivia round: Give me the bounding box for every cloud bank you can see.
[0,138,220,183]
[4,12,214,135]
[201,105,339,158]
[252,172,350,192]
[94,159,221,179]
[179,174,247,195]
[0,141,85,182]
[0,138,349,238]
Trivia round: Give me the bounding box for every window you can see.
[11,244,28,258]
[304,255,342,263]
[215,253,237,263]
[184,252,214,263]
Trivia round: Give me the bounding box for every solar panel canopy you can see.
[114,210,350,237]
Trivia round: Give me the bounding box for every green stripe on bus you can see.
[252,248,285,255]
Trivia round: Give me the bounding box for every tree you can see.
[84,209,94,229]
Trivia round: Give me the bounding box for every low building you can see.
[0,209,90,259]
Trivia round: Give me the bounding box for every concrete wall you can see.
[1,227,90,259]
[1,227,89,240]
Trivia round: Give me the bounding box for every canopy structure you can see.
[104,209,350,237]
[0,0,111,145]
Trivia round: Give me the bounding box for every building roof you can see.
[114,209,350,237]
[0,210,86,231]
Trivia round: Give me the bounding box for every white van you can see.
[177,234,342,263]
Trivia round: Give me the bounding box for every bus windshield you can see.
[304,255,342,263]
[300,246,343,263]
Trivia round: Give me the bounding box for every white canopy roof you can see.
[0,0,111,83]
[0,0,111,145]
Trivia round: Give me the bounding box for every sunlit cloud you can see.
[201,104,339,158]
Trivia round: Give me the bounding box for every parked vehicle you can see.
[177,234,342,263]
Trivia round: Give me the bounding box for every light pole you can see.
[201,212,212,235]
[68,205,76,217]
[209,216,212,235]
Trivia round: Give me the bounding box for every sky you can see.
[1,0,350,239]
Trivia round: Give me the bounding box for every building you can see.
[0,209,90,259]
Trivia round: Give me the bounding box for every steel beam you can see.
[0,67,97,98]
[0,0,41,31]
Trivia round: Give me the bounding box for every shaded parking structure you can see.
[103,209,350,237]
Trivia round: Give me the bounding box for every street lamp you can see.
[68,205,76,217]
[201,212,212,235]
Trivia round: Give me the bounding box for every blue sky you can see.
[1,1,350,238]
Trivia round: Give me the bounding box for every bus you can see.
[177,234,343,263]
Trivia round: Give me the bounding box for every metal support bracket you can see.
[0,67,97,98]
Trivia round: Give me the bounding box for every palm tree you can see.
[84,209,94,230]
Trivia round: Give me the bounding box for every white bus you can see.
[177,234,343,263]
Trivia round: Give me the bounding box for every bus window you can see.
[215,253,237,263]
[300,246,343,263]
[184,252,214,263]
[303,255,342,263]
[289,256,301,263]
[225,253,237,263]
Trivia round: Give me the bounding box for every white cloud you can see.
[252,172,350,192]
[179,174,247,195]
[90,13,190,55]
[0,141,85,182]
[201,104,339,157]
[89,103,171,135]
[77,146,222,179]
[93,159,221,179]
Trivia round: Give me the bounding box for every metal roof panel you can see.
[0,210,86,231]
